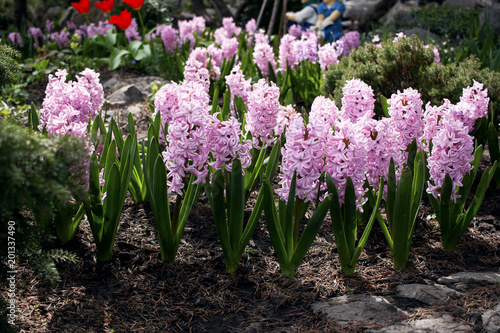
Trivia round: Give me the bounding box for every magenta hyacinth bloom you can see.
[454,80,490,132]
[159,25,179,53]
[125,18,142,43]
[340,79,375,122]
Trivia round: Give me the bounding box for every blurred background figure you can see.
[314,0,345,42]
[285,0,319,31]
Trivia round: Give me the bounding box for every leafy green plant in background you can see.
[0,43,20,92]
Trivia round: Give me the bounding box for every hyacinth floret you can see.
[340,79,375,122]
[276,115,324,203]
[253,42,276,76]
[318,43,339,71]
[225,63,252,116]
[245,79,281,148]
[245,19,257,36]
[278,34,297,72]
[426,114,474,202]
[294,31,318,65]
[221,37,239,61]
[360,117,403,189]
[322,120,368,209]
[208,115,252,172]
[422,99,453,153]
[289,24,302,38]
[159,25,179,53]
[40,68,103,136]
[161,81,212,195]
[453,80,490,132]
[387,87,424,151]
[308,95,339,140]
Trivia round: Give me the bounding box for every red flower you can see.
[109,9,132,30]
[71,0,90,15]
[95,0,114,13]
[122,0,144,10]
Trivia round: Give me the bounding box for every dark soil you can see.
[6,71,500,332]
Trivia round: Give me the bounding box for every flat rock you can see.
[437,272,500,285]
[396,283,460,305]
[107,85,144,107]
[482,301,500,333]
[311,294,406,326]
[368,314,471,332]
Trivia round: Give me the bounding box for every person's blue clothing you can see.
[318,1,346,42]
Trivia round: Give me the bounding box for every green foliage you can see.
[411,5,479,38]
[0,120,83,331]
[0,43,20,94]
[322,34,500,117]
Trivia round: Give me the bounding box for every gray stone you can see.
[311,294,406,326]
[479,4,500,36]
[369,314,471,332]
[344,0,398,32]
[482,301,500,333]
[382,1,419,28]
[107,85,145,107]
[437,272,500,285]
[396,283,460,305]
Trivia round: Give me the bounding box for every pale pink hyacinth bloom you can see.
[340,79,375,122]
[426,114,474,202]
[289,24,303,38]
[160,25,179,53]
[253,42,276,76]
[225,63,252,115]
[178,16,206,48]
[338,31,360,57]
[126,18,142,43]
[387,87,425,152]
[452,80,490,132]
[278,34,297,71]
[308,95,339,140]
[161,81,212,195]
[318,43,339,71]
[322,120,368,209]
[361,117,403,189]
[276,104,300,137]
[222,17,242,37]
[154,82,180,144]
[276,115,325,203]
[39,68,103,136]
[295,31,318,65]
[207,44,224,68]
[422,99,454,153]
[184,47,219,87]
[254,30,269,45]
[208,115,252,172]
[214,28,230,45]
[245,79,281,148]
[221,37,239,61]
[245,19,257,36]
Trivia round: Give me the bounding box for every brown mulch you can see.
[8,181,500,332]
